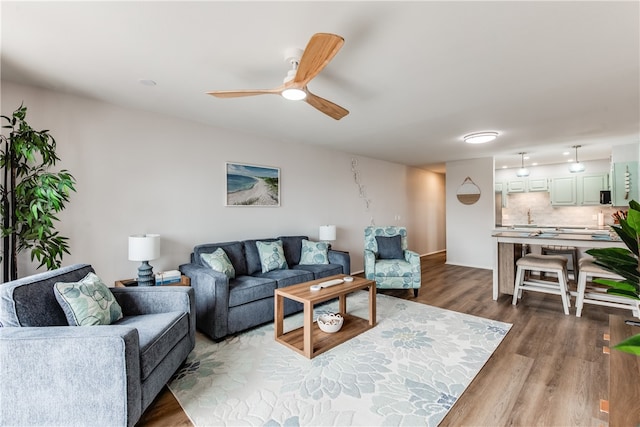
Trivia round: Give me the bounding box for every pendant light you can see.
[516,152,530,177]
[569,145,585,173]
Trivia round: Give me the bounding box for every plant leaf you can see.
[613,333,640,356]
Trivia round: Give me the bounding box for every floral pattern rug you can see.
[168,292,511,426]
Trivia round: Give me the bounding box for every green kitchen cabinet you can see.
[578,173,609,205]
[550,176,577,206]
[612,162,639,207]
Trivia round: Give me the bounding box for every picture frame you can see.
[225,162,280,207]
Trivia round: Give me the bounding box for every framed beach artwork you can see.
[225,162,280,206]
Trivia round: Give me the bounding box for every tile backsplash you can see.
[501,192,618,227]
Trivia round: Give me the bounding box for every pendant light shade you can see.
[569,145,585,173]
[516,152,530,177]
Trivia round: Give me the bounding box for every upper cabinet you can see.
[506,179,526,193]
[550,176,577,205]
[612,162,639,207]
[550,173,608,206]
[579,173,609,205]
[528,177,549,192]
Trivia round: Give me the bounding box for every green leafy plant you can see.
[587,200,640,355]
[0,104,77,281]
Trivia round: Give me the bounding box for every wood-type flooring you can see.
[140,251,627,426]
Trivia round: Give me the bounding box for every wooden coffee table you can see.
[274,274,376,358]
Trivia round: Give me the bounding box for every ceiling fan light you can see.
[282,88,306,101]
[464,131,498,144]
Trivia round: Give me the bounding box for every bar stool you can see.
[541,245,580,280]
[512,254,571,315]
[576,258,640,318]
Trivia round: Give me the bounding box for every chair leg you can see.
[558,269,570,315]
[413,288,419,297]
[576,271,587,317]
[513,266,524,306]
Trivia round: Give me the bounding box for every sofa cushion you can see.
[228,276,277,308]
[258,268,314,287]
[278,235,308,266]
[54,273,123,326]
[193,242,247,276]
[293,263,342,280]
[201,248,236,279]
[376,235,404,260]
[0,264,95,327]
[114,311,188,380]
[244,238,276,275]
[256,240,288,273]
[299,239,329,265]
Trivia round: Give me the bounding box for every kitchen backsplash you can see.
[501,192,619,227]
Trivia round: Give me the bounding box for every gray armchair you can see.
[0,263,195,427]
[364,226,422,297]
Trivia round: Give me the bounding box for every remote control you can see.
[318,279,344,288]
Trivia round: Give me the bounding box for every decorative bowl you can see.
[317,313,344,333]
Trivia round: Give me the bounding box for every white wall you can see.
[1,81,446,283]
[445,157,494,269]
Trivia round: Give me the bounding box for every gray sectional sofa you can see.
[0,263,195,427]
[180,235,350,341]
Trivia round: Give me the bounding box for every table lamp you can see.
[128,234,160,286]
[319,225,337,245]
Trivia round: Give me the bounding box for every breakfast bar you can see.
[492,230,627,300]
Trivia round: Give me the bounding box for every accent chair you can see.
[364,226,421,297]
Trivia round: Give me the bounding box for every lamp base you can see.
[137,261,155,286]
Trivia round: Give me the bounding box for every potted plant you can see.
[586,200,640,355]
[0,104,77,281]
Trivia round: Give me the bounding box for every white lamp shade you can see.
[569,162,585,173]
[128,234,160,261]
[319,225,336,241]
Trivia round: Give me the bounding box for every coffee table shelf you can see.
[277,313,373,358]
[274,275,376,359]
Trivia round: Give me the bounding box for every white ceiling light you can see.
[516,152,530,177]
[569,145,585,173]
[464,131,499,144]
[281,88,307,101]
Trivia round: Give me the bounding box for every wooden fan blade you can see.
[294,33,344,86]
[207,87,283,98]
[305,90,349,120]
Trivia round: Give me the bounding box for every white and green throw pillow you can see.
[256,240,288,273]
[54,272,123,326]
[299,239,329,265]
[201,248,236,279]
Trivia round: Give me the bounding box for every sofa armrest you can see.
[0,326,142,427]
[364,249,376,280]
[111,286,195,347]
[179,263,230,341]
[328,249,351,275]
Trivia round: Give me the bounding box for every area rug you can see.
[168,292,511,426]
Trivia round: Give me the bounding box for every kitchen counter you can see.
[491,231,626,300]
[494,225,612,234]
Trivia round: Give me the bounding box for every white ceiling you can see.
[2,1,639,172]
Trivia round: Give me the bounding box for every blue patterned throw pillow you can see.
[299,239,329,265]
[54,272,123,326]
[256,240,288,273]
[201,248,236,279]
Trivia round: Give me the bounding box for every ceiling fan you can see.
[207,33,349,120]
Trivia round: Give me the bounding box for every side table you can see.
[114,275,190,287]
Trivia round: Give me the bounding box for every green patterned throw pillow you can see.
[54,272,123,326]
[299,239,329,265]
[201,248,236,279]
[256,240,288,273]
